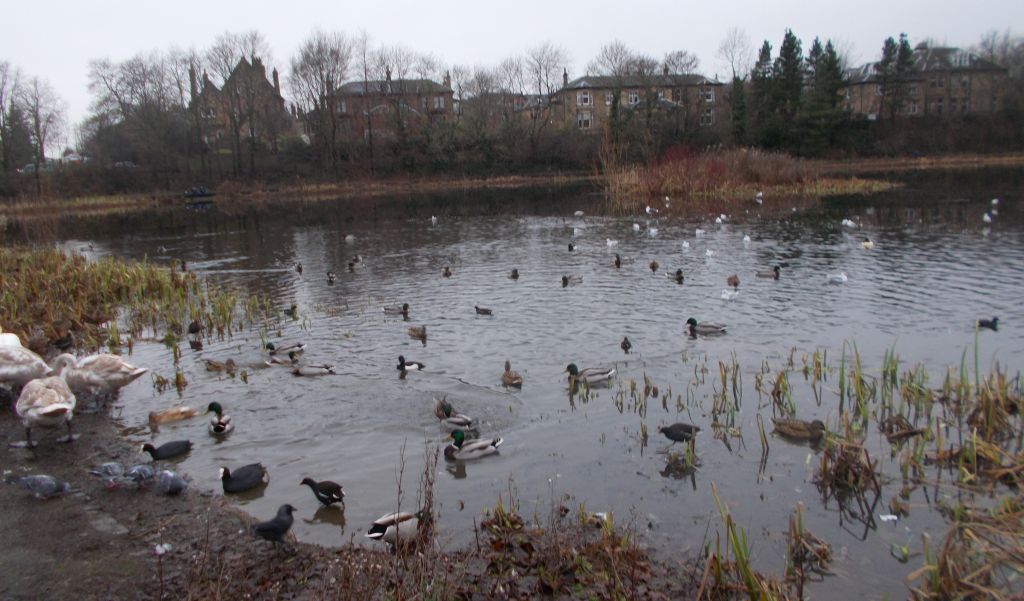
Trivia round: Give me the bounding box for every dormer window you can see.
[577,91,592,107]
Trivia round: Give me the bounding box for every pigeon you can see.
[157,470,188,495]
[4,474,70,499]
[253,504,296,546]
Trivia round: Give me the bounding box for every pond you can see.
[50,169,1024,599]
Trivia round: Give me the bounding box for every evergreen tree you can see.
[878,36,899,120]
[730,76,747,144]
[773,30,804,122]
[749,41,774,144]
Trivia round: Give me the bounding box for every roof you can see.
[562,74,722,91]
[338,79,452,96]
[844,46,1005,84]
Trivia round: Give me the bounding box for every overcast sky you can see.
[6,0,1021,141]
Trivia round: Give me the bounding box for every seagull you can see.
[344,234,356,243]
[827,272,849,284]
[633,223,641,232]
[664,195,671,208]
[991,198,999,206]
[681,241,690,250]
[695,228,706,236]
[715,216,723,224]
[573,210,584,217]
[721,289,739,301]
[606,239,618,247]
[705,249,715,257]
[983,212,993,223]
[648,227,658,237]
[645,205,658,215]
[719,214,727,222]
[754,191,764,205]
[431,215,437,225]
[742,234,751,245]
[841,218,857,228]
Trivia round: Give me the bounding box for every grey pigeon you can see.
[113,464,156,489]
[157,470,188,495]
[253,504,296,546]
[4,474,71,499]
[89,462,125,479]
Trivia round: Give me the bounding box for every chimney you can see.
[189,64,198,102]
[562,68,568,88]
[443,70,451,89]
[663,64,669,77]
[273,67,281,95]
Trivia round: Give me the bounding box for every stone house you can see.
[332,71,455,143]
[841,44,1007,120]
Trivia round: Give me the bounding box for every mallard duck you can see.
[620,337,632,354]
[565,363,615,386]
[509,268,520,280]
[141,440,192,460]
[502,360,523,388]
[253,504,296,546]
[265,351,298,367]
[0,345,52,390]
[977,317,999,332]
[383,302,410,316]
[51,353,148,399]
[567,242,575,252]
[475,306,493,316]
[861,238,875,250]
[301,478,345,507]
[657,422,700,444]
[444,429,504,461]
[771,418,826,442]
[13,375,77,447]
[407,325,427,342]
[727,274,740,289]
[327,271,336,284]
[295,262,303,274]
[266,341,305,355]
[398,355,425,372]
[649,260,659,273]
[561,275,583,287]
[670,269,684,284]
[434,396,476,430]
[366,511,428,547]
[148,406,198,428]
[206,401,233,436]
[207,358,238,372]
[189,339,204,351]
[443,266,453,278]
[292,364,336,376]
[686,318,727,337]
[756,265,781,279]
[220,463,269,493]
[283,303,298,318]
[827,272,848,284]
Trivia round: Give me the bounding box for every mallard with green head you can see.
[565,363,616,386]
[266,341,305,355]
[686,318,726,337]
[265,351,298,367]
[433,396,476,431]
[366,510,429,548]
[383,302,410,317]
[292,364,336,376]
[771,418,826,442]
[502,360,523,388]
[444,429,504,461]
[206,402,233,436]
[756,265,781,279]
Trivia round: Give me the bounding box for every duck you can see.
[509,268,520,280]
[474,305,493,316]
[51,353,148,399]
[861,237,875,250]
[383,302,410,317]
[283,303,299,318]
[657,422,700,444]
[756,265,781,280]
[771,418,826,442]
[443,266,453,278]
[13,375,77,448]
[366,511,428,547]
[565,363,616,386]
[206,402,233,436]
[614,254,622,268]
[351,255,362,265]
[295,262,303,275]
[0,345,52,390]
[670,269,684,284]
[721,289,739,301]
[397,355,425,372]
[300,478,345,507]
[141,440,192,461]
[220,463,269,493]
[645,205,658,215]
[567,242,575,252]
[434,396,476,430]
[292,364,336,376]
[266,341,305,355]
[407,325,427,342]
[265,352,298,367]
[561,275,583,288]
[501,359,523,388]
[620,337,632,354]
[327,271,336,284]
[827,272,848,284]
[977,317,999,332]
[726,274,740,289]
[189,339,204,351]
[147,406,198,428]
[253,504,296,546]
[207,358,238,372]
[649,260,659,273]
[686,318,727,337]
[982,212,993,223]
[444,429,504,461]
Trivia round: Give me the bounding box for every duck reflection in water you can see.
[303,505,347,533]
[445,461,468,480]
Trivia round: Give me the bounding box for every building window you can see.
[699,108,714,126]
[657,89,665,99]
[604,92,614,106]
[930,77,944,88]
[875,84,883,96]
[702,88,715,103]
[935,98,944,115]
[577,91,591,106]
[336,100,347,114]
[627,89,639,105]
[907,85,918,96]
[909,101,918,115]
[433,96,445,110]
[960,77,970,89]
[671,88,682,103]
[961,99,969,112]
[577,110,592,129]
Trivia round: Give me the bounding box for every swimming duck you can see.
[686,318,727,337]
[147,406,198,429]
[366,511,428,547]
[142,440,192,461]
[265,352,298,367]
[383,302,410,317]
[614,254,621,268]
[206,402,233,436]
[475,306,493,316]
[0,345,52,390]
[266,341,305,355]
[827,272,848,284]
[443,266,453,278]
[501,359,523,388]
[567,242,575,252]
[13,375,77,448]
[327,272,336,284]
[861,238,875,250]
[220,463,269,493]
[771,418,826,442]
[301,478,345,507]
[283,304,298,318]
[292,364,336,376]
[407,325,427,342]
[398,355,425,372]
[756,265,781,279]
[51,353,148,399]
[207,358,238,372]
[509,268,520,280]
[3,474,71,499]
[726,274,740,289]
[295,262,303,274]
[444,429,504,461]
[670,269,684,284]
[657,422,700,444]
[434,396,476,430]
[715,216,723,224]
[561,275,583,288]
[649,260,659,273]
[620,337,632,354]
[977,317,999,332]
[565,363,616,386]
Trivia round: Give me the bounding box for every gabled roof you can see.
[844,46,1005,84]
[562,74,721,91]
[338,79,452,96]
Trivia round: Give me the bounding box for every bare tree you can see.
[18,76,65,192]
[355,30,376,174]
[289,29,354,171]
[716,27,754,80]
[663,50,700,75]
[525,41,568,96]
[588,40,634,77]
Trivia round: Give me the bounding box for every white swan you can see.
[0,346,52,390]
[14,374,77,447]
[51,353,148,399]
[0,326,22,347]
